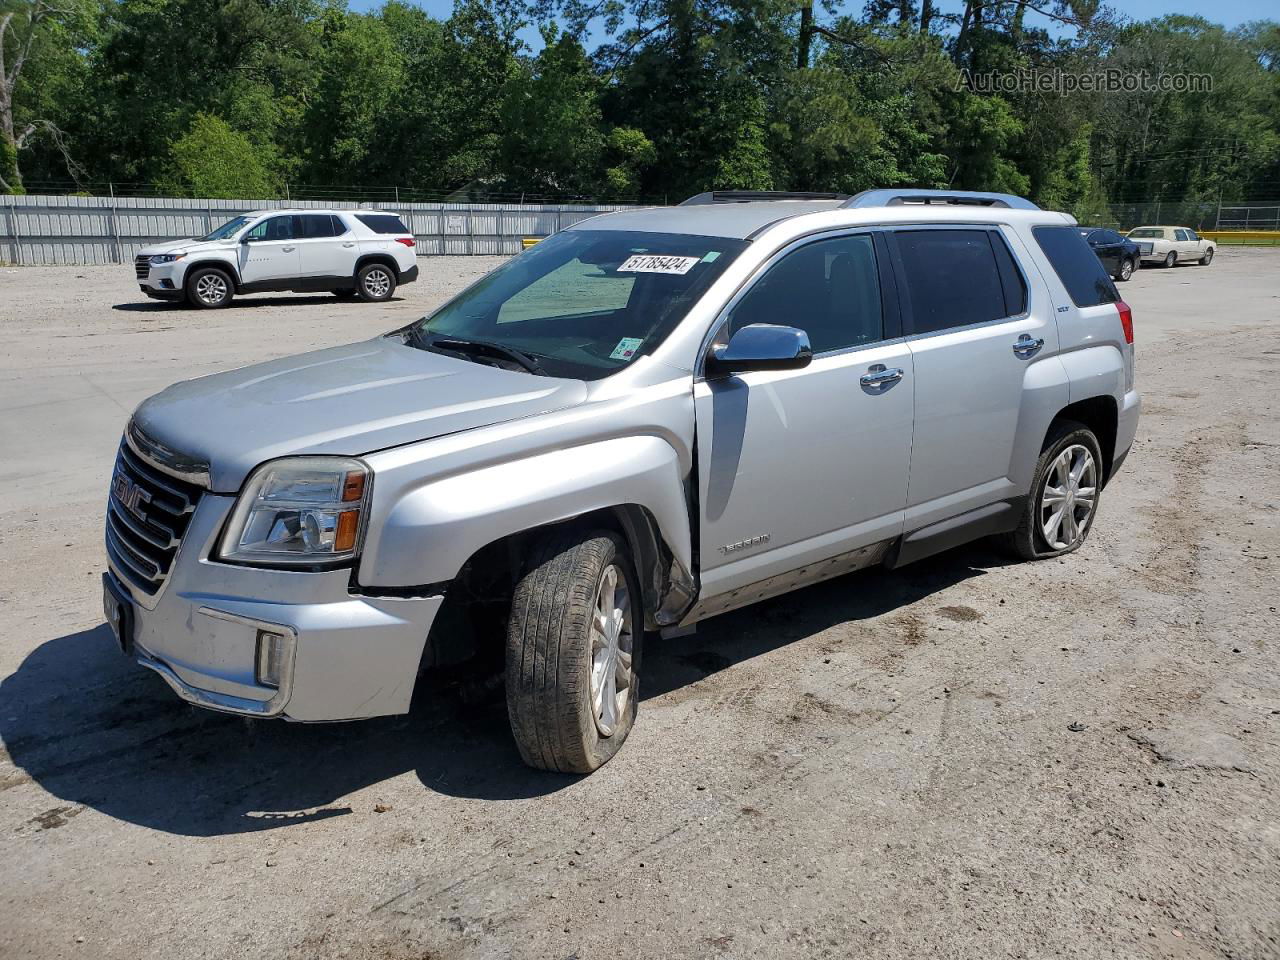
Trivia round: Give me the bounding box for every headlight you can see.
[150,252,186,264]
[218,457,370,567]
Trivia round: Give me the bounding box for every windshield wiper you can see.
[416,333,545,374]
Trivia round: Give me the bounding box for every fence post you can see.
[466,207,474,256]
[5,195,22,266]
[205,202,213,235]
[108,183,123,264]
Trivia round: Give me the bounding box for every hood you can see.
[132,337,588,491]
[136,239,230,257]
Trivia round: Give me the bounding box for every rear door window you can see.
[297,214,339,239]
[356,213,411,234]
[891,229,1015,334]
[1032,225,1119,308]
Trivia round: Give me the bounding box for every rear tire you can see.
[185,267,234,309]
[505,529,642,774]
[1001,420,1104,561]
[1163,251,1177,268]
[1116,257,1134,282]
[356,262,396,302]
[1200,248,1214,266]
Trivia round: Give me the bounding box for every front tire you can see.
[505,529,642,774]
[1163,251,1177,268]
[1116,257,1134,282]
[356,263,396,302]
[1001,420,1103,561]
[1200,248,1214,266]
[185,267,234,309]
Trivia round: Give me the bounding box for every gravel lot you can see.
[1,252,1278,960]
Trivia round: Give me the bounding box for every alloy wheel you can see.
[1040,444,1098,551]
[589,563,633,737]
[363,268,392,299]
[195,273,228,305]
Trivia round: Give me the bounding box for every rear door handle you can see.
[1012,335,1044,357]
[282,246,296,253]
[860,365,904,387]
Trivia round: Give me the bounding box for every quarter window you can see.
[1033,225,1119,308]
[893,229,1015,334]
[728,234,884,353]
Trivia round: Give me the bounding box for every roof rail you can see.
[843,189,1039,210]
[679,190,851,206]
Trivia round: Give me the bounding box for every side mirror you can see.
[705,323,813,380]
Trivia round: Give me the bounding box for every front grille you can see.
[134,255,151,280]
[105,442,203,595]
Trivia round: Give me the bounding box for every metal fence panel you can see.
[0,194,629,266]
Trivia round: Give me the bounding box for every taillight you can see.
[395,237,415,248]
[1117,300,1133,344]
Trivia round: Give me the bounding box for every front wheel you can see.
[1116,257,1134,282]
[1001,420,1103,561]
[356,263,396,302]
[1200,248,1214,266]
[505,529,642,774]
[1163,251,1177,268]
[185,267,234,309]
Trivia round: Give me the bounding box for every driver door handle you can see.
[282,245,296,252]
[860,365,904,387]
[1012,334,1044,357]
[342,242,355,248]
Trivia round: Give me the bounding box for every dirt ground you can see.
[1,250,1277,960]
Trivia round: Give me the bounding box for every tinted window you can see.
[728,235,883,353]
[894,229,1010,334]
[1102,230,1124,244]
[1174,229,1189,241]
[1033,225,1119,308]
[1187,229,1199,240]
[989,230,1028,317]
[244,215,293,242]
[356,213,410,234]
[331,215,349,236]
[297,214,338,239]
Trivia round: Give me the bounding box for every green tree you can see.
[164,112,279,198]
[498,27,603,195]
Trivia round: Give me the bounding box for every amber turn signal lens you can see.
[335,510,360,551]
[342,471,366,502]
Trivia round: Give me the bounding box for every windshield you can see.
[1127,228,1162,238]
[198,216,253,242]
[410,230,748,379]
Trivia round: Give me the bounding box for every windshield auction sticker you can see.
[617,254,700,275]
[610,337,645,361]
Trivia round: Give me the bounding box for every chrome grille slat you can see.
[106,441,203,596]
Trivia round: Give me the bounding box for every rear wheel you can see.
[1001,420,1103,561]
[356,262,396,302]
[185,267,234,309]
[1200,248,1214,266]
[1116,257,1134,282]
[1163,251,1177,268]
[505,529,641,774]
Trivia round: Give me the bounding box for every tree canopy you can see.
[2,0,1277,221]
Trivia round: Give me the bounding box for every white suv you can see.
[133,210,420,308]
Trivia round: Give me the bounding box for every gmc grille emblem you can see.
[112,470,152,523]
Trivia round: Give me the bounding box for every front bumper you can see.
[137,260,188,299]
[105,492,444,721]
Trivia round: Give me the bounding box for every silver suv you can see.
[102,189,1140,773]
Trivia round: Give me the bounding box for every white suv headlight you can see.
[150,253,186,264]
[219,457,370,567]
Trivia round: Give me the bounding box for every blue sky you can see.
[348,0,1268,51]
